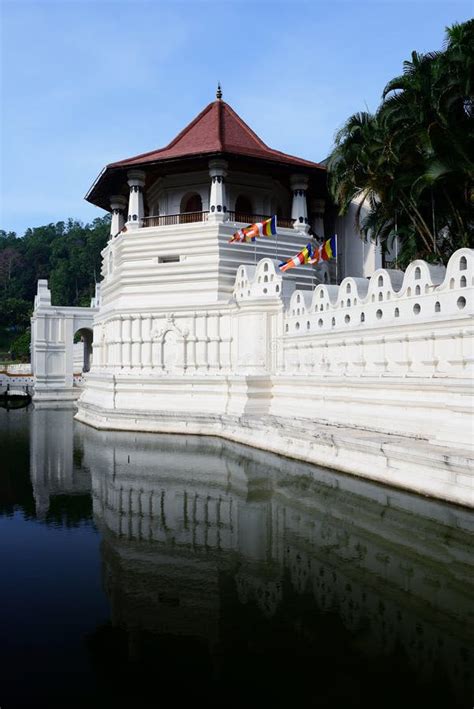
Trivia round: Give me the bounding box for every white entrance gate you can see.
[31,280,99,404]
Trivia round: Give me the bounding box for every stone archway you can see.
[74,327,94,373]
[31,279,99,403]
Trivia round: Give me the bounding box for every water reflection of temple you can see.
[79,427,474,704]
[29,409,91,519]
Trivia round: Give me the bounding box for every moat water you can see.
[0,406,473,708]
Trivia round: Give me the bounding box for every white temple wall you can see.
[76,248,474,506]
[99,221,318,313]
[87,250,473,437]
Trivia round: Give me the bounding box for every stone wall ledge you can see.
[75,402,474,509]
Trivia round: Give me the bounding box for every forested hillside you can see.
[0,216,110,360]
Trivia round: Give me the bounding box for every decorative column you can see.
[126,169,146,230]
[110,195,128,237]
[208,159,228,222]
[290,174,310,234]
[310,198,325,240]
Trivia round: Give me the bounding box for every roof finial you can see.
[216,82,222,100]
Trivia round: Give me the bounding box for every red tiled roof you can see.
[109,100,324,170]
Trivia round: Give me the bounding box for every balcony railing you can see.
[141,211,295,229]
[227,211,295,229]
[143,211,209,227]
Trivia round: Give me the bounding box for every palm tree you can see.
[327,19,474,267]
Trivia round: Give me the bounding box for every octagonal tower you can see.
[86,87,328,315]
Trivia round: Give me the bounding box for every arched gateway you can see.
[31,280,100,404]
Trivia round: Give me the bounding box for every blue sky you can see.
[1,0,472,235]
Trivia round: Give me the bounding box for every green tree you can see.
[327,19,474,267]
[0,215,110,359]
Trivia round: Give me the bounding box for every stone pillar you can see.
[90,283,101,308]
[126,170,146,230]
[34,279,52,309]
[110,195,128,237]
[208,159,228,222]
[290,174,310,234]
[310,198,325,240]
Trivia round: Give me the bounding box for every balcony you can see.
[142,211,209,227]
[142,211,295,229]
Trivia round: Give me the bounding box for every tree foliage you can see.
[327,20,474,267]
[0,216,110,359]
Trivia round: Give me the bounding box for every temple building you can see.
[30,88,473,508]
[86,85,380,300]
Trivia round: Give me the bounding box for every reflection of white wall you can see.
[29,409,90,516]
[82,423,473,702]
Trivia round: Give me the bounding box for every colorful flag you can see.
[309,235,337,264]
[229,215,277,243]
[279,242,314,272]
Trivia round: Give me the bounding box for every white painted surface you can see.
[72,246,473,506]
[31,182,473,504]
[31,280,99,403]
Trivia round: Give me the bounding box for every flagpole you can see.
[335,233,339,285]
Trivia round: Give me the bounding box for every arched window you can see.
[235,195,253,222]
[180,193,202,223]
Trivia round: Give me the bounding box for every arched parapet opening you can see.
[253,258,282,298]
[366,268,405,305]
[289,289,312,317]
[441,248,473,290]
[233,259,286,301]
[233,264,257,301]
[311,284,339,310]
[337,277,369,307]
[399,260,444,298]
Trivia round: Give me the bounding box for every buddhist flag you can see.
[279,242,314,272]
[309,235,337,264]
[229,215,277,243]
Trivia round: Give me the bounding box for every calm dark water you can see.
[0,407,473,708]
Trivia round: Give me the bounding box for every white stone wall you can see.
[73,247,474,504]
[280,252,470,381]
[99,220,320,315]
[82,248,473,444]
